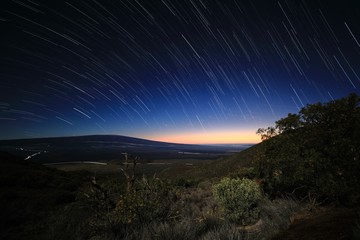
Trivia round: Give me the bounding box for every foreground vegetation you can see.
[1,93,359,239]
[255,93,360,205]
[1,151,304,240]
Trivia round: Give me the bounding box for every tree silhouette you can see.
[255,93,360,204]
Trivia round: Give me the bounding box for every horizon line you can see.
[0,133,260,145]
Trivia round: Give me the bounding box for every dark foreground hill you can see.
[0,151,90,240]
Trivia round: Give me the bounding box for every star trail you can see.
[0,0,359,144]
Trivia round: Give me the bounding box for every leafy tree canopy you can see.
[255,93,360,204]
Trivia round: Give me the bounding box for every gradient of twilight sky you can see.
[0,0,359,144]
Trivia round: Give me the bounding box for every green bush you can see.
[114,176,177,225]
[75,175,179,239]
[213,178,262,225]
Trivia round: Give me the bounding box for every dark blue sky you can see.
[1,0,359,143]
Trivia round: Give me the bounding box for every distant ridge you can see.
[0,135,251,164]
[0,134,255,146]
[0,134,189,146]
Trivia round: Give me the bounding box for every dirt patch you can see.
[272,207,358,240]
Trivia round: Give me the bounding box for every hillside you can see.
[0,152,90,240]
[1,142,359,240]
[182,142,263,180]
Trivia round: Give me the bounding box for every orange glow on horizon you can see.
[146,129,261,144]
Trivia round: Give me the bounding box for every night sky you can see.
[1,0,360,144]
